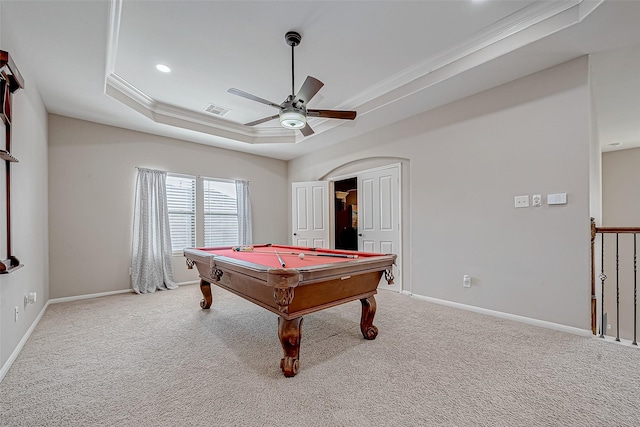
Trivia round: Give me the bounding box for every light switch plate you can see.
[548,193,567,205]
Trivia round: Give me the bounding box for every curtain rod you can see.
[135,167,166,173]
[135,167,249,184]
[197,176,250,184]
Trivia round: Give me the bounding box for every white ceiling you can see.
[2,0,639,160]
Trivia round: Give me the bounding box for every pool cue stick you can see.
[249,249,358,259]
[274,251,286,267]
[306,252,358,259]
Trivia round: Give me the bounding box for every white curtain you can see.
[131,168,177,294]
[235,180,253,245]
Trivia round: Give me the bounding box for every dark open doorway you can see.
[334,177,358,250]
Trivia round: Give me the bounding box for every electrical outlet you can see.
[24,292,37,308]
[463,275,471,288]
[532,194,542,207]
[514,195,529,208]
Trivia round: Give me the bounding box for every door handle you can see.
[293,233,297,236]
[358,233,363,237]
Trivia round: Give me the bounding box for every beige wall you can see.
[48,115,288,299]
[0,14,50,373]
[289,57,595,329]
[602,147,640,226]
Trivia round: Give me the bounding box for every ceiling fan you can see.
[228,31,357,137]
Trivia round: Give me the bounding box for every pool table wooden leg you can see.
[199,279,212,309]
[360,296,378,340]
[278,316,303,377]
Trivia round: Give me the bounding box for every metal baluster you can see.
[600,233,607,338]
[634,233,638,346]
[616,233,620,342]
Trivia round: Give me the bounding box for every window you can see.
[166,174,239,253]
[166,175,196,252]
[203,179,238,246]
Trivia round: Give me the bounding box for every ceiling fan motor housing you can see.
[282,98,307,115]
[285,31,302,47]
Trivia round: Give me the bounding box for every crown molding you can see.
[353,0,603,118]
[105,72,298,144]
[104,0,122,89]
[345,1,600,109]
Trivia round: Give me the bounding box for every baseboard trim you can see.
[0,300,50,383]
[178,280,199,286]
[401,290,592,337]
[49,289,133,304]
[595,334,640,349]
[49,281,199,304]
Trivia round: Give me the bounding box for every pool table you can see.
[184,244,396,377]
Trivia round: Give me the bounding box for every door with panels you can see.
[291,181,330,248]
[358,165,401,292]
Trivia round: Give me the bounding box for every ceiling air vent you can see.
[204,103,230,117]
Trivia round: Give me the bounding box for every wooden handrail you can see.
[595,227,640,234]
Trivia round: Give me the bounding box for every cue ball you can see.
[298,253,305,260]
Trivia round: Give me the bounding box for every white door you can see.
[291,181,330,248]
[358,165,401,292]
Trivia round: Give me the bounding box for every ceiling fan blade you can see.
[228,88,282,109]
[295,76,324,104]
[300,123,314,137]
[307,109,357,120]
[244,115,280,126]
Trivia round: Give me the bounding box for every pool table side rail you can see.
[183,247,396,285]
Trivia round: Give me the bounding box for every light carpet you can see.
[1,284,639,426]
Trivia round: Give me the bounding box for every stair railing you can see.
[591,217,639,345]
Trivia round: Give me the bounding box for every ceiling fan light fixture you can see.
[228,30,355,137]
[280,110,306,129]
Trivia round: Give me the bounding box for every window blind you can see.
[203,179,238,246]
[166,175,196,252]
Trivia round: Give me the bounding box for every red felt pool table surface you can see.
[199,244,384,269]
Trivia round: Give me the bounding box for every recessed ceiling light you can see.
[155,64,171,73]
[609,142,623,147]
